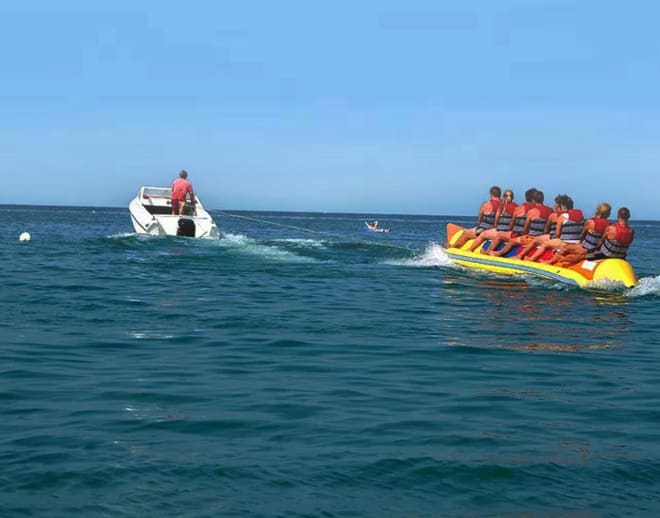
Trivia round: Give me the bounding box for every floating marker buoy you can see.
[19,232,31,242]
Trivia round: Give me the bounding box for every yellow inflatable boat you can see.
[445,223,637,289]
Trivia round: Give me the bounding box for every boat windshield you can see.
[142,187,171,199]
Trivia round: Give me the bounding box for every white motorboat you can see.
[129,186,221,238]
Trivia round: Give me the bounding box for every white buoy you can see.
[19,232,31,242]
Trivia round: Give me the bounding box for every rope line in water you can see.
[215,210,414,252]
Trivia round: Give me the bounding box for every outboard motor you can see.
[176,218,196,237]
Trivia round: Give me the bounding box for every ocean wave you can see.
[128,331,175,340]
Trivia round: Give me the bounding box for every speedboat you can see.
[444,223,637,289]
[129,186,221,238]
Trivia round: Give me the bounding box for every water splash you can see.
[625,275,660,298]
[108,232,138,239]
[385,243,455,267]
[519,275,572,291]
[220,232,249,244]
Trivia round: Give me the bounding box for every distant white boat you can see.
[129,186,221,238]
[364,220,390,233]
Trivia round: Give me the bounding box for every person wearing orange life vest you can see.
[170,170,195,215]
[450,186,501,249]
[522,195,585,261]
[544,202,611,265]
[586,207,634,260]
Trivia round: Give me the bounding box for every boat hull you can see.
[129,187,221,238]
[445,224,636,288]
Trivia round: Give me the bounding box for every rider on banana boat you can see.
[467,188,517,252]
[512,193,567,253]
[585,207,634,260]
[542,194,568,239]
[451,186,501,249]
[483,187,536,255]
[545,202,612,265]
[490,189,552,257]
[520,195,585,261]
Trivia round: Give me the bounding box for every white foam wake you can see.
[108,232,138,239]
[216,233,320,263]
[625,275,660,297]
[272,238,328,248]
[385,243,455,267]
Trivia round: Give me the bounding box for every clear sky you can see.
[1,1,659,218]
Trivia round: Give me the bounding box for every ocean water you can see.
[2,205,660,517]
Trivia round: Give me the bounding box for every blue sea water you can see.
[2,205,660,517]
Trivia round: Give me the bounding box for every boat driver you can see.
[171,170,195,216]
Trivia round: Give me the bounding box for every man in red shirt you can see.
[171,170,195,215]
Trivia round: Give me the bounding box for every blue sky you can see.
[1,1,659,218]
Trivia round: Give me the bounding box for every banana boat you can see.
[445,223,637,289]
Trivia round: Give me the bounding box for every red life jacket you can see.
[503,202,517,215]
[559,209,585,241]
[597,223,634,259]
[615,223,634,245]
[495,202,517,231]
[567,209,584,222]
[536,204,553,219]
[478,199,501,229]
[592,216,609,234]
[527,204,553,235]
